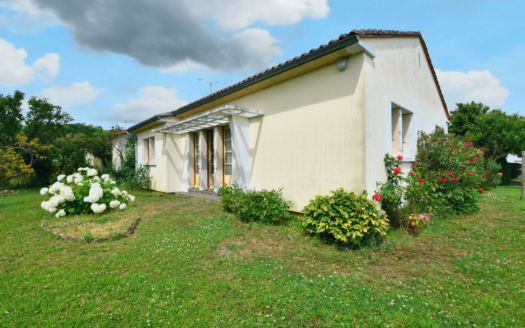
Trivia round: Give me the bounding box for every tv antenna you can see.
[197,78,226,94]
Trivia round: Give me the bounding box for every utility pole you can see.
[521,151,524,200]
[197,78,226,94]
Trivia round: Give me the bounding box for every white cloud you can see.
[111,86,188,123]
[0,38,60,87]
[0,0,59,33]
[33,53,60,80]
[436,69,511,110]
[189,0,330,31]
[40,81,103,108]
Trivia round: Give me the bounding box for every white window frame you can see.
[388,101,416,162]
[142,135,156,165]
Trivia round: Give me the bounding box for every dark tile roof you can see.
[129,29,448,132]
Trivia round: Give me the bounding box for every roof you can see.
[128,29,449,132]
[114,130,128,135]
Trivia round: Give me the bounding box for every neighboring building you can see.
[111,130,130,170]
[506,154,523,164]
[127,29,450,211]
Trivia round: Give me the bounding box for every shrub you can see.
[122,165,151,191]
[39,167,135,217]
[217,184,291,223]
[376,130,489,224]
[302,189,389,247]
[482,159,502,189]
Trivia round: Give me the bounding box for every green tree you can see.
[448,101,490,138]
[0,91,25,145]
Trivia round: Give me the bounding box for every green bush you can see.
[217,184,291,223]
[482,159,502,189]
[302,189,389,247]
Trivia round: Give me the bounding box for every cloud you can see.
[190,0,330,31]
[33,53,60,80]
[40,81,102,108]
[436,69,511,110]
[0,38,60,87]
[28,0,323,72]
[0,0,59,33]
[111,86,188,123]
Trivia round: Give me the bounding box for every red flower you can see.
[397,155,403,160]
[447,171,453,176]
[479,188,484,194]
[394,167,402,175]
[422,154,426,157]
[444,178,447,182]
[438,178,443,182]
[468,172,473,176]
[373,193,382,201]
[418,178,424,183]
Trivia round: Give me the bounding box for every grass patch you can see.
[0,187,524,326]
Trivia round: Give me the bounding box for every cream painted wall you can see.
[362,37,449,194]
[226,53,367,211]
[135,122,185,193]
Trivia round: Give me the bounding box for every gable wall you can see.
[225,53,367,211]
[362,37,449,194]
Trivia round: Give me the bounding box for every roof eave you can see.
[169,35,369,118]
[127,113,174,132]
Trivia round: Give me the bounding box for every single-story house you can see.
[127,29,450,211]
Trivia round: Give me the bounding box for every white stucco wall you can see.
[227,53,367,211]
[135,124,185,193]
[362,37,449,194]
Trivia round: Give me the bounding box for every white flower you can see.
[119,203,127,211]
[101,174,110,179]
[57,175,66,182]
[104,177,111,183]
[48,182,64,194]
[59,185,75,202]
[77,183,84,186]
[66,175,73,184]
[83,184,104,203]
[87,169,97,176]
[92,176,101,182]
[128,195,135,202]
[74,176,83,184]
[47,207,57,213]
[91,203,106,214]
[55,209,66,218]
[78,167,85,171]
[41,201,48,209]
[111,188,120,197]
[40,188,49,195]
[122,191,128,197]
[110,200,121,209]
[110,181,116,184]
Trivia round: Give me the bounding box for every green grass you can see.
[0,187,524,327]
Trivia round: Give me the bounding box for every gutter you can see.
[127,113,174,132]
[169,35,372,118]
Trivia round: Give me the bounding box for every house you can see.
[127,29,450,211]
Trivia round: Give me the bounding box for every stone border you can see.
[41,216,141,243]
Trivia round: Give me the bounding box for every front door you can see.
[224,126,232,186]
[208,130,214,190]
[194,132,200,188]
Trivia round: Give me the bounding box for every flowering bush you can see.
[376,129,489,225]
[302,189,389,247]
[407,214,430,236]
[40,167,135,218]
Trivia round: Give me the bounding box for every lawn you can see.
[0,187,524,327]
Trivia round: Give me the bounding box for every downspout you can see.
[127,131,138,172]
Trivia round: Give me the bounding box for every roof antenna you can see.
[197,78,226,94]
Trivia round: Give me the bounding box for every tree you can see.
[448,101,490,138]
[0,91,25,145]
[0,135,50,185]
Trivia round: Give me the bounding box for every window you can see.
[391,103,414,160]
[224,126,232,176]
[143,136,155,164]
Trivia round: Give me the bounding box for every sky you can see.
[0,0,523,129]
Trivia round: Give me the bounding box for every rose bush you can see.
[40,167,135,218]
[376,129,489,226]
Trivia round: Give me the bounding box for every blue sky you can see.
[0,0,523,129]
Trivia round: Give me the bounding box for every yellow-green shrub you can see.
[302,189,388,246]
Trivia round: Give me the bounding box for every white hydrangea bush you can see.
[40,167,135,218]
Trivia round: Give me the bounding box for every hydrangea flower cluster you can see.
[39,167,135,218]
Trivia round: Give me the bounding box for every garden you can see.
[1,96,525,326]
